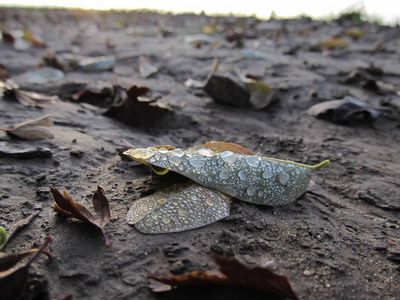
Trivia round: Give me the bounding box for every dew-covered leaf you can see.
[124,145,329,206]
[50,186,111,247]
[24,67,64,84]
[127,183,231,234]
[78,55,116,72]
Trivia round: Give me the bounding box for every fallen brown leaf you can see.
[50,186,111,248]
[0,115,54,140]
[104,85,170,127]
[0,235,53,300]
[149,253,299,300]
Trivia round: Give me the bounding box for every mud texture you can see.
[0,8,399,300]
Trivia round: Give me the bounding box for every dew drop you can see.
[189,155,206,168]
[258,190,264,197]
[206,198,215,206]
[170,148,185,157]
[219,170,230,179]
[197,148,215,157]
[169,155,182,166]
[162,215,171,224]
[295,168,301,174]
[220,151,237,164]
[238,170,247,180]
[178,208,188,217]
[247,186,256,196]
[158,147,169,154]
[278,172,290,186]
[245,156,260,167]
[262,170,273,179]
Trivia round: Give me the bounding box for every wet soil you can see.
[0,8,399,300]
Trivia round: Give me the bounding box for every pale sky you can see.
[1,0,399,24]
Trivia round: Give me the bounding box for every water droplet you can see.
[178,165,185,171]
[170,148,185,157]
[262,171,273,179]
[192,195,198,201]
[295,168,301,174]
[151,212,159,219]
[130,148,156,160]
[189,155,206,168]
[206,198,215,206]
[220,186,237,197]
[158,147,169,154]
[197,148,215,157]
[258,190,264,197]
[247,186,256,196]
[278,172,290,186]
[169,155,182,166]
[238,170,247,180]
[245,156,260,167]
[220,151,237,164]
[162,215,171,224]
[178,208,188,217]
[219,170,230,179]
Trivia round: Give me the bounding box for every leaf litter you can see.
[50,186,112,248]
[0,114,54,140]
[149,253,299,300]
[0,235,53,300]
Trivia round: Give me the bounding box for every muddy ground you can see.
[0,8,399,300]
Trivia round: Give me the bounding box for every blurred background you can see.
[1,0,399,25]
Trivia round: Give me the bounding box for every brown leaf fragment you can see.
[50,186,111,248]
[0,115,54,140]
[0,235,53,300]
[149,254,299,300]
[2,80,58,107]
[0,63,9,81]
[104,85,170,127]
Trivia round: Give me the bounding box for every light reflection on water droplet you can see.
[238,170,247,180]
[278,172,290,186]
[247,186,256,196]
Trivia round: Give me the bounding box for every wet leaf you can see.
[149,254,299,300]
[318,38,349,50]
[78,55,116,72]
[104,85,170,127]
[0,115,54,140]
[125,144,329,206]
[0,146,52,159]
[50,186,111,247]
[0,227,7,248]
[23,29,46,47]
[308,96,388,124]
[24,67,64,84]
[204,63,273,109]
[126,183,231,234]
[0,235,53,300]
[139,56,159,78]
[344,28,366,39]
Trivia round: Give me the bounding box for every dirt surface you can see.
[0,8,399,300]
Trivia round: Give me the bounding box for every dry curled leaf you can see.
[149,254,299,300]
[0,115,54,140]
[0,235,53,300]
[50,186,111,248]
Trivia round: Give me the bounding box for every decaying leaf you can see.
[0,115,54,140]
[139,56,159,78]
[50,186,111,247]
[104,85,171,127]
[203,60,273,109]
[72,84,171,127]
[318,38,349,50]
[1,80,58,107]
[308,96,387,124]
[149,253,299,300]
[0,235,53,300]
